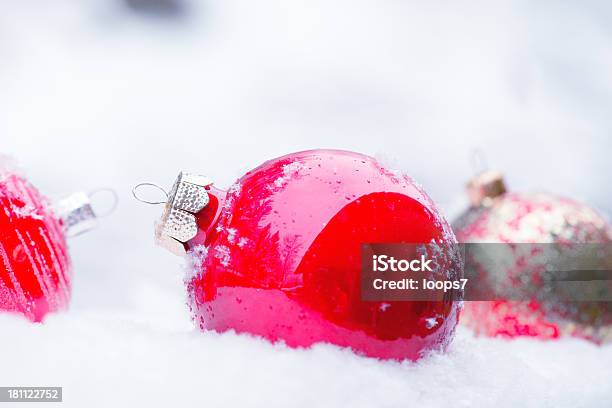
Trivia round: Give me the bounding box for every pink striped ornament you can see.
[0,171,71,322]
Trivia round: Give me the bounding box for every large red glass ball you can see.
[184,150,461,360]
[0,169,71,322]
[454,192,612,342]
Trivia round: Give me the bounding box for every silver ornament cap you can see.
[55,192,98,237]
[466,170,507,207]
[155,172,212,256]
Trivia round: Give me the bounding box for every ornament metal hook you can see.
[56,187,119,237]
[470,148,488,175]
[133,173,213,256]
[132,183,169,205]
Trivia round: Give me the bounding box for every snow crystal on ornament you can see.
[424,317,440,329]
[10,203,44,220]
[225,182,241,199]
[237,237,248,248]
[379,303,391,312]
[226,228,237,244]
[214,245,231,267]
[221,183,241,213]
[184,245,208,281]
[214,182,242,228]
[273,161,304,189]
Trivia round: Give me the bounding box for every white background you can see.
[1,1,611,407]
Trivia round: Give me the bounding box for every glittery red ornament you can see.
[149,150,461,360]
[0,168,72,322]
[453,171,612,343]
[0,159,100,322]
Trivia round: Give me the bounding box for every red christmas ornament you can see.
[453,170,612,343]
[146,150,461,360]
[0,160,99,322]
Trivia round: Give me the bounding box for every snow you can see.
[1,1,612,407]
[213,244,231,267]
[274,161,305,188]
[1,314,611,408]
[425,317,440,330]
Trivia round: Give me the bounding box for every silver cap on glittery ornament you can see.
[466,170,506,207]
[54,192,98,237]
[134,172,212,256]
[54,188,118,237]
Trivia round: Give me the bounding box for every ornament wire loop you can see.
[470,148,489,175]
[132,183,169,205]
[88,188,119,218]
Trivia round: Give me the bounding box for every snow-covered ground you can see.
[3,314,611,408]
[1,1,611,407]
